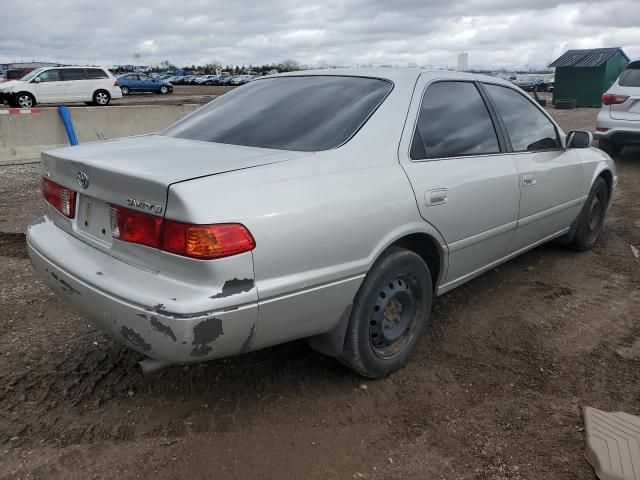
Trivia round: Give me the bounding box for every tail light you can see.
[110,205,162,248]
[162,221,256,259]
[110,205,255,259]
[42,178,76,218]
[602,93,629,105]
[114,79,119,87]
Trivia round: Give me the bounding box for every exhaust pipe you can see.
[138,357,172,375]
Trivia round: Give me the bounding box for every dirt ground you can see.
[0,107,639,480]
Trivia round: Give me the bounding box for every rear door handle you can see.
[522,174,536,186]
[425,188,447,206]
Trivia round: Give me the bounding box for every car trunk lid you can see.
[41,134,308,259]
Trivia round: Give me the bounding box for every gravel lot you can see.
[0,106,639,479]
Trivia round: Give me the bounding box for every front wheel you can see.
[340,247,433,378]
[570,177,609,251]
[93,90,110,106]
[159,85,169,94]
[120,86,130,95]
[13,92,35,108]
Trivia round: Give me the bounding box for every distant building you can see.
[0,61,59,71]
[457,53,469,71]
[549,47,629,107]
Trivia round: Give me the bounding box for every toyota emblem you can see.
[77,171,89,189]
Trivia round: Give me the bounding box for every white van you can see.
[0,66,122,108]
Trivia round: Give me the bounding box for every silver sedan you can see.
[27,69,616,377]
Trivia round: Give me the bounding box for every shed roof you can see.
[549,48,629,68]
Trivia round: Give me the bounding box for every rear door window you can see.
[410,81,500,160]
[484,84,560,152]
[60,68,86,81]
[86,68,108,79]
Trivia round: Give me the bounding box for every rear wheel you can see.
[340,247,433,378]
[599,139,623,157]
[120,86,130,95]
[159,85,169,94]
[570,177,609,251]
[93,90,110,106]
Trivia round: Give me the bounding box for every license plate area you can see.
[76,195,113,245]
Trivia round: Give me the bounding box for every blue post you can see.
[58,106,78,146]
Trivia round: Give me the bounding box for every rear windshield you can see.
[619,63,640,87]
[162,76,392,151]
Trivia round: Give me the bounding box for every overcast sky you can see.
[1,0,638,70]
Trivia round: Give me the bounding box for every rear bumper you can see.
[594,110,640,144]
[27,216,257,363]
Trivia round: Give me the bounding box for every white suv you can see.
[595,60,640,156]
[0,66,122,108]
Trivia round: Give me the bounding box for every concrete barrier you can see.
[0,104,199,165]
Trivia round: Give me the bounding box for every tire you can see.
[340,247,433,378]
[570,177,609,251]
[555,99,576,110]
[159,85,169,94]
[93,90,110,106]
[14,92,35,108]
[599,139,623,157]
[120,86,130,96]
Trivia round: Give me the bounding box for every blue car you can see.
[117,73,173,95]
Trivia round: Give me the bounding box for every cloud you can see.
[0,0,637,69]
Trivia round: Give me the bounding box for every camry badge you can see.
[77,171,89,189]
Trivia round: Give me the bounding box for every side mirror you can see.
[566,130,592,149]
[33,77,42,83]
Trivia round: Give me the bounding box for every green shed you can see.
[549,47,629,107]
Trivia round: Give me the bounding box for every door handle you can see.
[522,174,536,186]
[425,188,447,206]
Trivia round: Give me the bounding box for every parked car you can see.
[219,75,236,85]
[117,73,173,95]
[231,75,255,85]
[595,59,640,156]
[0,66,122,107]
[513,76,548,92]
[27,69,615,378]
[196,75,220,85]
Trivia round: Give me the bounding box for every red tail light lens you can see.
[114,79,119,87]
[109,205,255,259]
[41,178,76,218]
[162,221,256,259]
[602,93,629,105]
[110,205,163,249]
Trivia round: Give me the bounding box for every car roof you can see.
[271,67,514,89]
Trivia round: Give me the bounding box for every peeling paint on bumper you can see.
[27,218,258,363]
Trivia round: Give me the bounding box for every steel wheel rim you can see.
[369,274,422,359]
[96,93,108,104]
[18,96,32,108]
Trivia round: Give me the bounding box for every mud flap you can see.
[307,304,352,358]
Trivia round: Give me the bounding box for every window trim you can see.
[408,79,506,162]
[479,82,563,154]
